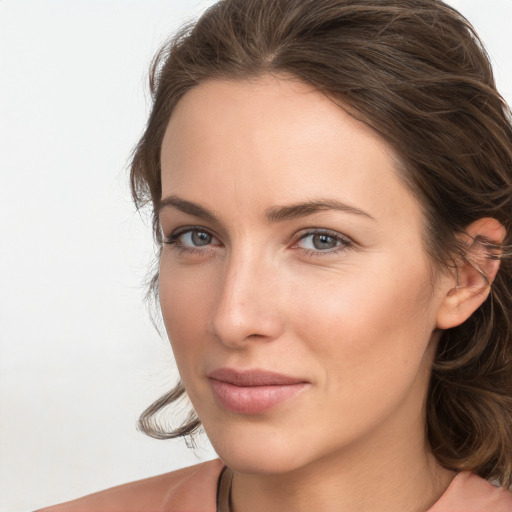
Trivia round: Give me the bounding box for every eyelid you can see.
[295,227,351,240]
[163,225,221,247]
[294,227,352,243]
[291,228,353,255]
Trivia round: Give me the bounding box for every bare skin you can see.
[158,76,502,512]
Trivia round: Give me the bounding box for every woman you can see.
[39,0,512,510]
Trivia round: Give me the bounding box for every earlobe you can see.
[436,218,505,330]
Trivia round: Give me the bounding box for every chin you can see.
[205,421,316,475]
[217,446,307,475]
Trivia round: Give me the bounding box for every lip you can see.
[207,368,309,414]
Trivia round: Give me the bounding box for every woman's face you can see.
[158,76,451,474]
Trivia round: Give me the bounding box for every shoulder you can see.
[36,458,225,512]
[429,471,512,512]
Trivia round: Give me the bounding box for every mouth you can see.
[207,368,309,415]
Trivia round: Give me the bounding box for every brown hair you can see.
[130,0,512,486]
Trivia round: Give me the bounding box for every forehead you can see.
[160,76,421,231]
[163,76,390,164]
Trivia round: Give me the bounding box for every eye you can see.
[294,229,352,255]
[181,230,212,247]
[164,227,220,251]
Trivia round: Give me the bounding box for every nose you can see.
[208,250,285,348]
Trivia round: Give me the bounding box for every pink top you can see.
[428,471,512,512]
[37,459,512,512]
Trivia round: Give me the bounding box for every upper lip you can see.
[207,368,307,387]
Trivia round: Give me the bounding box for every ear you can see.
[436,217,505,330]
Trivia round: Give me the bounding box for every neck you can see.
[230,405,455,512]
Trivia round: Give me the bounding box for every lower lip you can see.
[209,379,308,414]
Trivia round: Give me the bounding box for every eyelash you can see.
[163,226,219,255]
[163,227,353,257]
[293,229,352,257]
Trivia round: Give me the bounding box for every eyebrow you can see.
[157,195,216,220]
[265,199,375,222]
[157,195,375,222]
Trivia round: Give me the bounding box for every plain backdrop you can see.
[0,1,511,511]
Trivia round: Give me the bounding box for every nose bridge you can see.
[209,245,283,347]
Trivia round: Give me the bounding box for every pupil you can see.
[313,234,336,250]
[192,231,211,246]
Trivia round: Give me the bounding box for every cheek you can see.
[158,258,214,370]
[289,259,436,389]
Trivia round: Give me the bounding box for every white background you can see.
[0,1,511,511]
